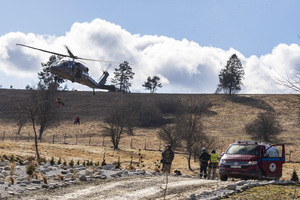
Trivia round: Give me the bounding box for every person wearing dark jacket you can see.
[161,144,174,173]
[199,147,210,178]
[73,115,80,125]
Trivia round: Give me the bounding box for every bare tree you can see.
[178,98,212,171]
[101,97,135,149]
[245,112,283,142]
[157,124,182,150]
[15,109,28,135]
[20,90,42,160]
[273,65,300,92]
[273,65,300,126]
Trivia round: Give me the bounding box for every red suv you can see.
[219,141,285,181]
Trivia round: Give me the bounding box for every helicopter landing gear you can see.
[57,78,64,83]
[54,75,64,83]
[93,89,95,95]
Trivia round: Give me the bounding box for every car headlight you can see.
[220,159,226,164]
[248,161,257,165]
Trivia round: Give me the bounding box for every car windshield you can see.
[226,144,260,155]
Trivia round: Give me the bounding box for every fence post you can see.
[28,132,30,142]
[76,135,78,145]
[52,135,55,144]
[144,138,147,150]
[102,136,105,146]
[2,132,5,141]
[64,133,67,144]
[130,138,133,149]
[159,140,161,150]
[89,136,92,146]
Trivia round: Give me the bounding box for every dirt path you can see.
[7,175,232,200]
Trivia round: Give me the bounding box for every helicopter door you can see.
[74,65,82,79]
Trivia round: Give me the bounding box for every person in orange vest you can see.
[73,115,80,125]
[208,149,218,180]
[56,97,64,108]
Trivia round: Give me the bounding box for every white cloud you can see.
[0,18,299,93]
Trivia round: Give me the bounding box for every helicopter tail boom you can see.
[97,71,116,91]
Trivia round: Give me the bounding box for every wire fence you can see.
[1,131,299,163]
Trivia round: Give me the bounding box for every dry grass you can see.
[0,90,299,179]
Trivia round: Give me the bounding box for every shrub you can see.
[9,155,15,163]
[115,157,121,169]
[156,98,184,114]
[101,153,106,166]
[245,112,282,142]
[291,169,299,182]
[50,157,55,166]
[38,157,46,165]
[40,173,48,184]
[136,106,165,127]
[18,159,23,165]
[26,163,36,176]
[57,157,61,165]
[69,159,74,167]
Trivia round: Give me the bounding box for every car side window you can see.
[267,147,279,157]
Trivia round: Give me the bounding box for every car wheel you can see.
[220,175,228,181]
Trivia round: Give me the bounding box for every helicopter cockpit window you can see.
[63,62,69,67]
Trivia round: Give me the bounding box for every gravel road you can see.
[4,175,232,200]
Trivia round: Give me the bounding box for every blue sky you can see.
[0,0,299,93]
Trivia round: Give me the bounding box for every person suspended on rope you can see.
[56,97,65,108]
[73,115,80,125]
[161,144,174,174]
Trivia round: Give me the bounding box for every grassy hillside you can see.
[0,89,299,178]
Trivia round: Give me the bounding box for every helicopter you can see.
[17,43,122,94]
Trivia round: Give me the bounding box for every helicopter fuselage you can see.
[50,60,115,90]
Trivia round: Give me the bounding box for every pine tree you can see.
[217,54,244,95]
[142,76,163,93]
[111,61,134,93]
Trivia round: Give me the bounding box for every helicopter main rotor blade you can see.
[64,45,77,59]
[77,57,121,64]
[17,43,123,64]
[16,44,69,58]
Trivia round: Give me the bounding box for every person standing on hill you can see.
[208,149,218,180]
[161,144,174,173]
[199,147,210,178]
[73,115,80,125]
